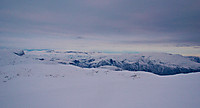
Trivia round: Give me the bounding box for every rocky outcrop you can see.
[13,50,25,56]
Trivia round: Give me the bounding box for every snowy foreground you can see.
[0,49,200,108]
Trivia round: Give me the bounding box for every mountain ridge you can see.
[1,49,200,75]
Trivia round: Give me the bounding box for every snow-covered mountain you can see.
[1,49,200,75]
[1,49,200,108]
[23,49,200,75]
[185,56,200,63]
[0,50,200,108]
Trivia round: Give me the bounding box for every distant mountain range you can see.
[21,49,200,75]
[1,49,200,75]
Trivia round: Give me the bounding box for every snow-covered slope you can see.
[0,49,200,108]
[0,49,37,66]
[24,50,200,75]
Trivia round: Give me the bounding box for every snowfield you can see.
[0,49,200,108]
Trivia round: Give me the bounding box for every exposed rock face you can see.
[69,57,200,75]
[14,50,25,56]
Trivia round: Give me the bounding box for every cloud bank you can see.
[0,0,200,55]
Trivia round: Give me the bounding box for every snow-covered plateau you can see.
[0,49,200,108]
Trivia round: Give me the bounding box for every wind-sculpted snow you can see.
[23,50,200,75]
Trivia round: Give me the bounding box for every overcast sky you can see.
[0,0,200,55]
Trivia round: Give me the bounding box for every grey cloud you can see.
[119,37,200,47]
[0,0,200,47]
[193,46,200,49]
